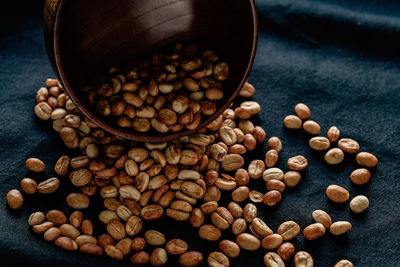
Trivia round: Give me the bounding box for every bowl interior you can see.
[54,0,257,141]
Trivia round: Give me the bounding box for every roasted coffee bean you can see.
[330,221,352,235]
[6,189,23,209]
[326,185,349,203]
[278,221,300,241]
[294,251,314,267]
[303,223,325,240]
[264,252,285,267]
[312,210,332,229]
[350,195,369,213]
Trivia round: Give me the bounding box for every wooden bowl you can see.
[44,0,258,142]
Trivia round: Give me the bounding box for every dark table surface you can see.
[1,0,400,266]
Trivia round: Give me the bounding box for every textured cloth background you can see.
[1,0,400,266]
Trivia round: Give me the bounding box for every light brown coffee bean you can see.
[326,185,349,203]
[199,225,221,241]
[251,127,265,144]
[303,223,325,240]
[267,180,285,192]
[70,156,90,169]
[190,208,205,228]
[287,155,308,170]
[350,195,369,213]
[130,251,149,265]
[99,210,119,225]
[28,212,45,226]
[33,221,54,234]
[219,127,237,145]
[239,82,255,98]
[264,252,285,267]
[97,234,114,249]
[338,138,360,154]
[283,171,301,187]
[179,251,203,267]
[207,252,229,267]
[261,234,282,250]
[150,248,168,267]
[236,233,260,251]
[26,158,45,172]
[221,154,244,172]
[231,186,249,202]
[131,237,146,251]
[125,216,142,236]
[6,189,23,209]
[227,202,243,218]
[219,240,240,258]
[243,203,257,222]
[277,242,295,261]
[181,181,204,199]
[248,160,265,179]
[201,201,218,214]
[80,243,104,256]
[330,221,352,235]
[210,144,227,162]
[334,260,353,267]
[249,190,264,203]
[34,102,52,120]
[46,210,67,226]
[166,208,190,221]
[263,168,284,182]
[278,221,300,241]
[44,227,61,242]
[60,224,80,239]
[75,235,97,247]
[263,190,282,206]
[294,103,310,120]
[265,149,279,167]
[81,219,93,235]
[294,251,314,267]
[244,133,257,151]
[284,115,302,129]
[356,152,378,167]
[37,177,60,194]
[350,168,371,185]
[303,120,320,135]
[107,219,126,240]
[235,169,250,186]
[36,87,49,102]
[232,218,247,235]
[54,155,70,175]
[327,126,340,142]
[145,230,165,246]
[324,148,345,164]
[105,245,123,261]
[268,137,282,152]
[312,210,332,228]
[238,120,254,134]
[309,137,330,151]
[141,204,164,220]
[166,239,188,255]
[66,193,90,209]
[252,218,273,237]
[119,185,141,201]
[70,169,92,187]
[55,237,78,251]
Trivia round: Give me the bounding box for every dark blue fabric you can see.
[1,0,400,266]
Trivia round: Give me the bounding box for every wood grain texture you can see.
[45,0,258,142]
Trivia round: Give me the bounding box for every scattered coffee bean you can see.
[350,195,369,213]
[326,185,349,203]
[330,221,352,235]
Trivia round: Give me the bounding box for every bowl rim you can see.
[52,0,258,142]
